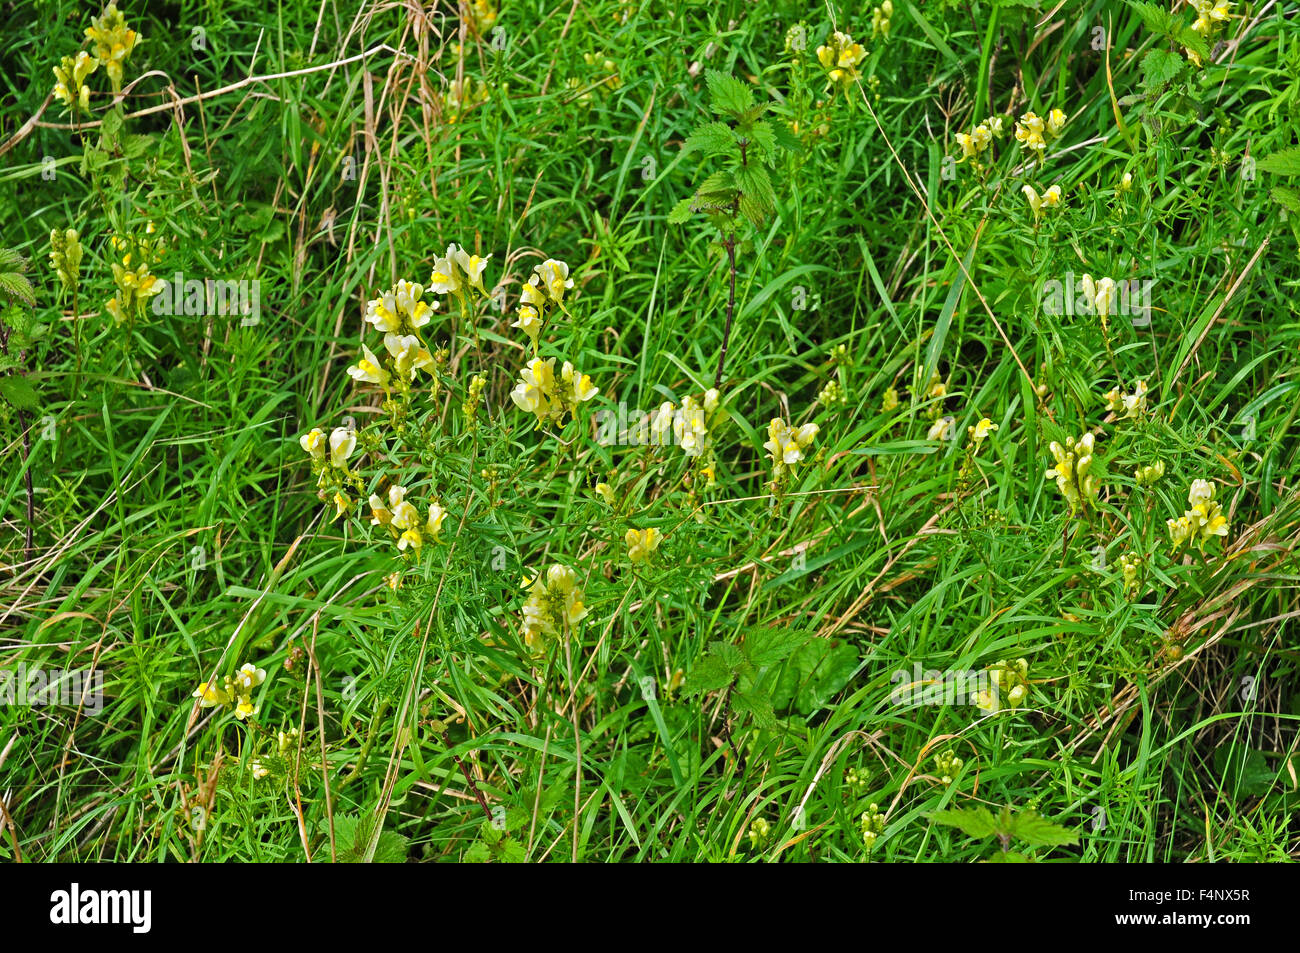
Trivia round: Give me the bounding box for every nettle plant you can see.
[670,72,823,499]
[669,70,784,391]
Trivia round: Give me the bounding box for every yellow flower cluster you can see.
[1103,380,1149,419]
[509,356,599,426]
[976,658,1029,712]
[519,564,589,653]
[816,31,867,86]
[49,228,83,291]
[625,527,662,564]
[430,242,492,300]
[649,389,720,456]
[85,2,141,93]
[1015,108,1067,158]
[105,227,164,326]
[1021,183,1062,218]
[299,425,357,516]
[444,77,490,124]
[1167,479,1229,550]
[193,662,266,721]
[1045,432,1098,514]
[764,417,819,480]
[349,280,437,392]
[512,258,573,350]
[954,114,1005,162]
[52,51,98,113]
[367,484,447,553]
[1079,274,1118,320]
[49,3,140,114]
[1187,0,1232,62]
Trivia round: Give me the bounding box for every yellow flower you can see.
[816,31,866,85]
[1015,112,1046,154]
[232,663,266,694]
[595,482,616,506]
[347,343,390,387]
[452,245,492,297]
[192,681,230,708]
[384,332,434,381]
[882,387,899,412]
[625,527,662,564]
[561,361,600,405]
[299,428,327,460]
[968,417,998,447]
[927,416,954,441]
[512,305,543,347]
[389,485,421,531]
[429,246,462,295]
[85,2,140,93]
[426,503,447,540]
[52,51,99,112]
[1046,108,1067,138]
[532,259,574,306]
[368,493,393,525]
[329,427,356,468]
[764,418,819,476]
[1046,432,1098,514]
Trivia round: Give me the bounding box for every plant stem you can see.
[713,233,737,390]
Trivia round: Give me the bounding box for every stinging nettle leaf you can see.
[684,121,736,156]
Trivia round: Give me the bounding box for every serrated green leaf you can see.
[930,807,1000,839]
[748,120,775,154]
[1270,185,1300,213]
[667,195,695,224]
[681,654,736,696]
[1259,146,1300,177]
[743,627,809,667]
[735,164,775,216]
[1141,48,1185,89]
[684,121,735,156]
[706,70,754,116]
[1005,811,1080,847]
[0,375,38,411]
[731,686,777,729]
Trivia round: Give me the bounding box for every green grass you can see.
[0,0,1298,863]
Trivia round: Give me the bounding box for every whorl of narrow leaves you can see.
[669,70,784,230]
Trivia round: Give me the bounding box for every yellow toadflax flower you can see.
[329,427,356,469]
[299,428,327,460]
[625,527,662,564]
[520,564,590,652]
[1045,432,1099,515]
[764,418,819,479]
[968,417,998,447]
[816,30,866,86]
[52,51,98,113]
[85,2,140,94]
